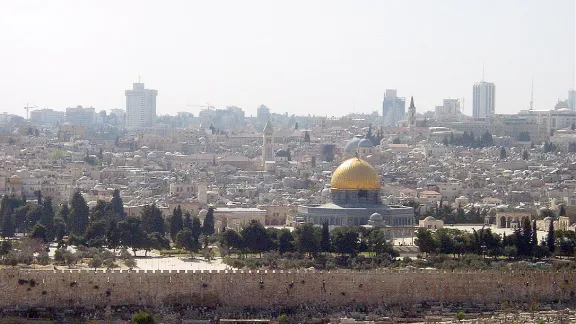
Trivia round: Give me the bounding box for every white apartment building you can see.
[473,81,495,118]
[30,109,65,126]
[125,82,158,130]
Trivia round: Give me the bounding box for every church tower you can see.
[262,120,275,165]
[408,96,416,128]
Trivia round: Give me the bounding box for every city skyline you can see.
[0,0,574,118]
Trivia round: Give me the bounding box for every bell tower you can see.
[262,119,275,165]
[408,96,416,128]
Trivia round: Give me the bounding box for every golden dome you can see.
[330,157,380,190]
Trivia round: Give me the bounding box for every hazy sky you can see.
[1,0,575,118]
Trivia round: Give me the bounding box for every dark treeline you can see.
[0,190,216,258]
[416,218,575,259]
[442,131,494,148]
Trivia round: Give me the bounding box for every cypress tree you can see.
[169,205,183,241]
[183,211,192,230]
[39,197,55,241]
[547,219,555,253]
[68,192,89,236]
[110,189,125,220]
[57,203,70,225]
[1,213,15,238]
[191,217,202,241]
[202,206,215,236]
[320,220,331,252]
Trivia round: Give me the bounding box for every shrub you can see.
[131,311,155,324]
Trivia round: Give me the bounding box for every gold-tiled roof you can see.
[330,157,380,190]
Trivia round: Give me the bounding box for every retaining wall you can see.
[1,269,575,308]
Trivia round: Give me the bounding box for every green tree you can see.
[415,228,436,255]
[14,204,30,233]
[169,206,183,241]
[522,149,529,160]
[331,226,359,256]
[499,147,507,159]
[57,203,70,225]
[221,229,244,255]
[278,229,294,255]
[30,223,48,243]
[110,189,125,220]
[320,221,331,253]
[183,211,192,230]
[294,223,321,256]
[547,219,555,253]
[26,205,42,232]
[68,192,89,236]
[1,213,15,238]
[39,198,55,241]
[84,220,108,247]
[175,229,200,257]
[559,205,566,217]
[53,217,67,241]
[144,232,170,256]
[140,204,165,235]
[191,217,202,241]
[202,206,215,236]
[118,217,147,256]
[241,220,271,255]
[90,200,111,222]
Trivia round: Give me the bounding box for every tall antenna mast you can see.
[482,61,485,82]
[530,77,534,111]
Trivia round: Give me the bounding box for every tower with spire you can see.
[262,119,275,167]
[408,96,416,128]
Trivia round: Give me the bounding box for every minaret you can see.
[408,96,416,128]
[262,119,275,166]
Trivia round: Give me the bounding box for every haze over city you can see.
[1,0,575,117]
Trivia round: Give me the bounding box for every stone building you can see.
[298,157,414,226]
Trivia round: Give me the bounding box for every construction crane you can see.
[24,103,38,120]
[186,103,215,110]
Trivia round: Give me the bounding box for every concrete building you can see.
[382,89,405,127]
[126,82,158,130]
[30,109,65,127]
[569,90,576,111]
[435,99,462,122]
[473,81,495,118]
[66,106,95,127]
[257,105,270,123]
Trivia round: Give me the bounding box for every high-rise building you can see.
[435,99,463,122]
[262,120,274,164]
[66,105,96,127]
[473,82,495,118]
[382,89,405,127]
[125,82,158,129]
[569,90,576,111]
[257,104,270,122]
[30,109,65,127]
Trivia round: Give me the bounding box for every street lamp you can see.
[481,244,487,259]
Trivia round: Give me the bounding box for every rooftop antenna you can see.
[482,61,485,82]
[530,77,534,111]
[138,75,142,83]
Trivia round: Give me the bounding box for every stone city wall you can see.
[0,269,575,309]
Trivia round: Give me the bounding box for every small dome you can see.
[147,152,157,159]
[344,137,362,155]
[424,216,436,221]
[198,209,208,218]
[543,216,553,221]
[358,138,374,148]
[321,188,330,197]
[370,213,383,221]
[275,149,290,158]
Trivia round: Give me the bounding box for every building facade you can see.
[473,81,495,118]
[126,82,158,130]
[382,89,406,127]
[66,106,95,127]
